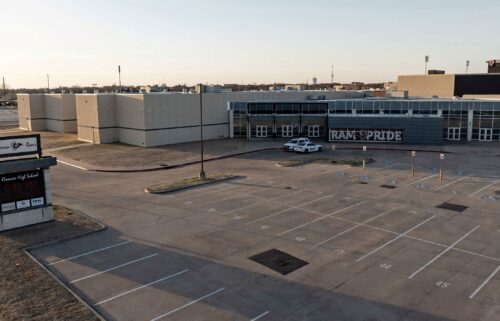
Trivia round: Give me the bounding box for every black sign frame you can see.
[0,169,46,214]
[0,134,42,159]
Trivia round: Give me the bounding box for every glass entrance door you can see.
[447,127,460,140]
[256,125,267,138]
[479,128,492,141]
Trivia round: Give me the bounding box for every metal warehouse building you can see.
[229,99,500,144]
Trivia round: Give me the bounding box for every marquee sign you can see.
[0,169,45,213]
[0,134,41,158]
[330,128,404,143]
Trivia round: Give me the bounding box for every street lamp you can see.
[199,84,206,180]
[425,55,429,75]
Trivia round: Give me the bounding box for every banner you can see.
[0,135,41,158]
[330,128,404,143]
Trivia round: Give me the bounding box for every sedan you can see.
[294,142,323,153]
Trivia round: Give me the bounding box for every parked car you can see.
[294,142,323,153]
[283,138,310,151]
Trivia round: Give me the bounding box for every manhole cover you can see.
[249,249,308,275]
[359,182,368,185]
[380,185,397,189]
[436,202,468,213]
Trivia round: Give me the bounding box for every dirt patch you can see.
[53,139,278,168]
[0,205,102,321]
[276,157,375,167]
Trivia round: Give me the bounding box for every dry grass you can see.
[145,174,235,194]
[0,206,102,321]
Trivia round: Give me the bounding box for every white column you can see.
[43,169,52,205]
[228,109,234,138]
[467,110,473,141]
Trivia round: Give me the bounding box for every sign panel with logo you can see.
[329,129,404,143]
[0,169,45,213]
[0,134,41,158]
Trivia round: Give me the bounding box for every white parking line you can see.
[57,160,88,171]
[434,176,468,191]
[94,269,189,306]
[351,163,402,178]
[468,180,499,197]
[469,265,500,299]
[49,240,132,265]
[374,172,402,182]
[311,207,401,249]
[404,173,439,187]
[356,215,435,262]
[221,189,303,216]
[251,311,270,321]
[149,287,225,321]
[246,193,337,225]
[408,225,480,279]
[277,200,368,236]
[286,203,500,264]
[70,253,159,283]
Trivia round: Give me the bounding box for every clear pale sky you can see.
[1,0,499,88]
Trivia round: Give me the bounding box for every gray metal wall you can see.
[329,117,443,144]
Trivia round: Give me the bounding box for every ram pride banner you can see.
[329,128,404,143]
[0,134,41,158]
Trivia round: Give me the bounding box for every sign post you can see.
[362,146,367,169]
[411,151,416,176]
[439,153,445,181]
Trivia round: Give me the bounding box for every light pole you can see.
[47,74,50,93]
[466,60,470,74]
[439,153,445,181]
[425,55,429,75]
[199,84,206,180]
[118,65,122,93]
[411,151,416,176]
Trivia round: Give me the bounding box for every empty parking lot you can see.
[30,147,500,321]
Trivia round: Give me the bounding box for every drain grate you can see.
[359,182,368,185]
[436,202,468,213]
[249,249,308,275]
[380,185,397,189]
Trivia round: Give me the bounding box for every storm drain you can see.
[380,185,397,189]
[359,182,368,185]
[436,202,468,213]
[249,249,308,275]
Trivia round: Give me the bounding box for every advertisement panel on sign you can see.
[329,129,404,143]
[0,134,41,158]
[0,169,45,213]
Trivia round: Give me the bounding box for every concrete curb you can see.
[23,209,108,321]
[144,175,242,194]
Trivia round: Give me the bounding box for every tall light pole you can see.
[118,65,122,93]
[425,55,429,75]
[2,77,5,101]
[466,60,470,74]
[47,74,50,92]
[199,84,206,180]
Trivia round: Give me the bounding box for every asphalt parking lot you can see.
[30,146,500,321]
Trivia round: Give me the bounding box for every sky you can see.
[1,0,499,88]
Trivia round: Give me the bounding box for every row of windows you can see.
[247,103,327,114]
[247,125,325,138]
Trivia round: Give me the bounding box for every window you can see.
[479,128,493,142]
[256,126,267,138]
[282,125,293,137]
[308,125,320,137]
[447,127,461,141]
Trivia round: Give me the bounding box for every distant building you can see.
[397,73,500,98]
[487,59,500,73]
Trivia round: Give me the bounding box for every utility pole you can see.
[331,65,334,84]
[2,77,5,101]
[199,83,206,180]
[47,74,50,92]
[118,65,122,92]
[466,60,470,74]
[425,56,429,75]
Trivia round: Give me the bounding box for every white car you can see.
[294,142,323,153]
[283,138,310,151]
